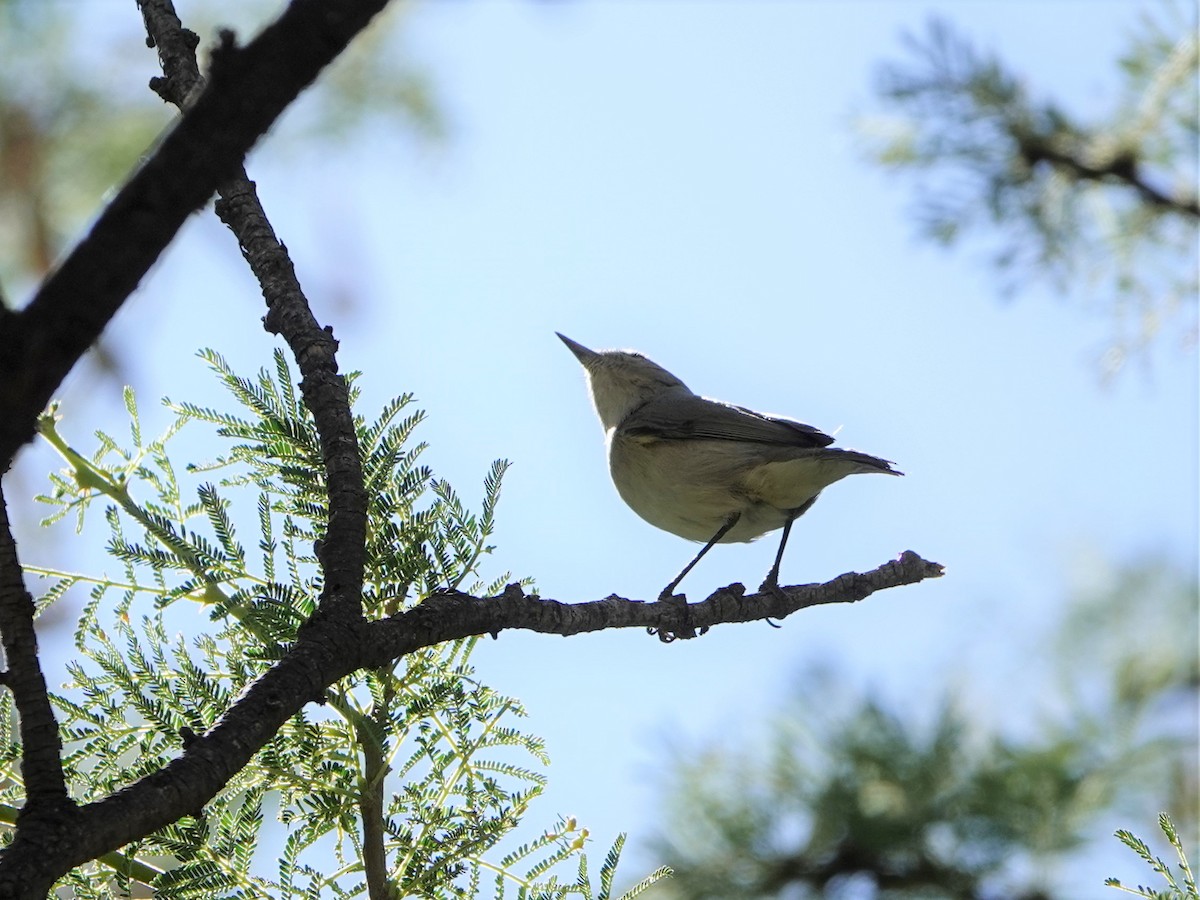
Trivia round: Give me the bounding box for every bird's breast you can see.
[606,433,794,543]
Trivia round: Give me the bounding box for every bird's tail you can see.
[745,447,902,510]
[816,448,902,477]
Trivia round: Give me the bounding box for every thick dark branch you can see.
[0,0,391,472]
[0,486,72,836]
[0,2,373,890]
[0,2,386,894]
[140,0,366,619]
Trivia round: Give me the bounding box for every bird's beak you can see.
[556,333,599,367]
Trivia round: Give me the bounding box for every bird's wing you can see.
[620,395,834,448]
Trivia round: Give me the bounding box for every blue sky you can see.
[11,0,1198,894]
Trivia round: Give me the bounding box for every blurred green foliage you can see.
[643,559,1197,899]
[859,4,1199,375]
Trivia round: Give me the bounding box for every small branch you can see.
[139,0,367,621]
[0,0,392,471]
[138,0,204,106]
[215,180,367,621]
[355,710,392,899]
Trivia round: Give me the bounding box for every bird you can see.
[557,333,901,598]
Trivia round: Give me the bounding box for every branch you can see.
[139,0,367,621]
[0,0,391,471]
[139,0,205,107]
[85,554,941,856]
[366,551,946,658]
[0,486,68,809]
[355,713,391,900]
[215,179,367,622]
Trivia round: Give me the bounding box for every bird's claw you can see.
[757,577,790,628]
[648,591,707,641]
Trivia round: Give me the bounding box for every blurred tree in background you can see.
[858,4,1199,376]
[643,559,1197,900]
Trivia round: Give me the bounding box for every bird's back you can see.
[610,394,899,543]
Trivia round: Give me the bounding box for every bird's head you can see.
[557,333,691,431]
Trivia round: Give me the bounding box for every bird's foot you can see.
[649,590,707,642]
[757,576,789,628]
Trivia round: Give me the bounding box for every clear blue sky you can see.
[12,1,1198,894]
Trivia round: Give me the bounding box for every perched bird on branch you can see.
[558,333,901,597]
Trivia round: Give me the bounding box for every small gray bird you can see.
[558,333,901,597]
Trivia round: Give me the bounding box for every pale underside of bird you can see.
[558,333,901,598]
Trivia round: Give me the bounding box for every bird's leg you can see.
[652,514,741,641]
[759,495,819,595]
[658,512,741,600]
[760,516,795,595]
